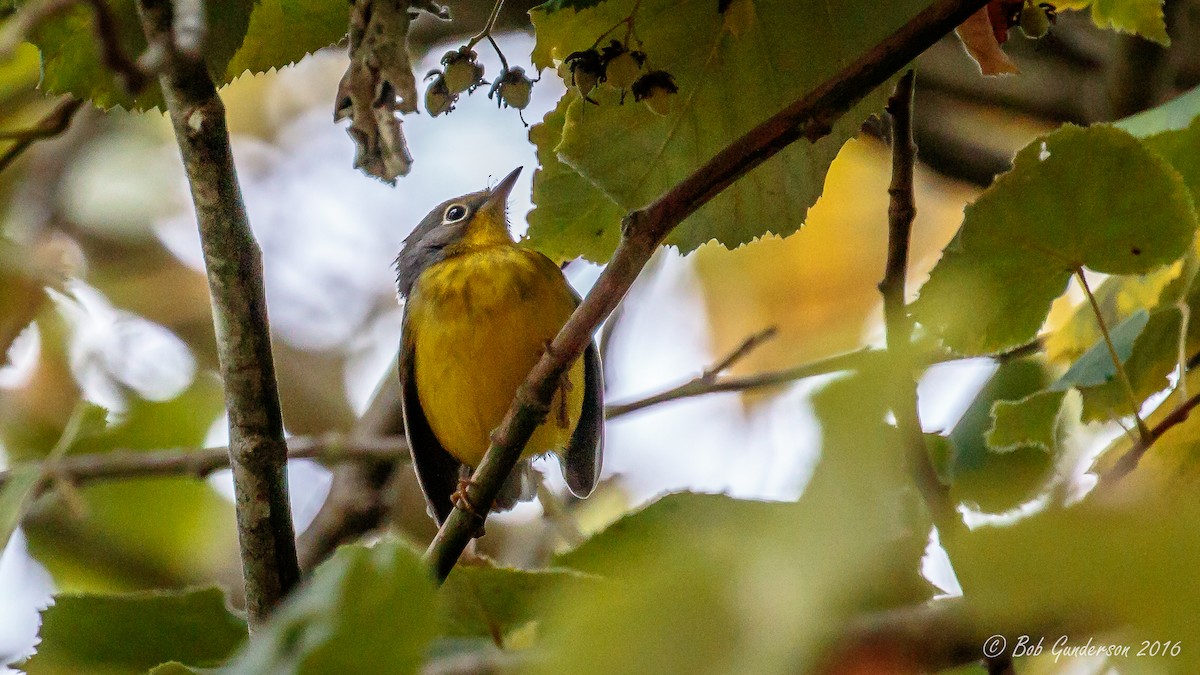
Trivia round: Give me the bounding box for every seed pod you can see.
[441,46,485,94]
[424,70,455,117]
[1018,1,1054,39]
[600,40,646,91]
[564,48,604,102]
[490,67,534,110]
[631,70,678,116]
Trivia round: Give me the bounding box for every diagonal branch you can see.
[135,0,298,630]
[425,0,995,582]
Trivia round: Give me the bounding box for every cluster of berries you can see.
[424,45,535,119]
[562,40,678,116]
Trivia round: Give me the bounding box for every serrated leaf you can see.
[1056,0,1170,46]
[147,662,203,675]
[439,564,598,639]
[913,125,1197,356]
[947,357,1057,513]
[224,0,349,81]
[31,0,254,110]
[224,540,437,674]
[528,0,928,259]
[986,389,1070,453]
[526,95,624,263]
[19,587,245,673]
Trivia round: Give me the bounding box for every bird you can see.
[394,167,603,526]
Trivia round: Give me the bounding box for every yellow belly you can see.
[407,245,585,467]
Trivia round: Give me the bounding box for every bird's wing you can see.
[399,315,462,525]
[563,339,604,497]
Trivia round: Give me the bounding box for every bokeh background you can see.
[2,1,1198,668]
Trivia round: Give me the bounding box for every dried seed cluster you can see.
[561,39,677,116]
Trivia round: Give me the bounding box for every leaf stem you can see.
[465,0,505,51]
[0,97,82,174]
[1076,268,1151,443]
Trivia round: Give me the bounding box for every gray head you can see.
[394,167,522,298]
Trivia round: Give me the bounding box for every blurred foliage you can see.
[3,0,1200,673]
[20,587,245,673]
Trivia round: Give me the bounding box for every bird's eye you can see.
[444,204,468,223]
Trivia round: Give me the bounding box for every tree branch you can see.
[1100,388,1200,485]
[135,0,298,630]
[424,0,994,582]
[880,70,960,537]
[0,97,83,174]
[0,435,407,494]
[817,597,1101,673]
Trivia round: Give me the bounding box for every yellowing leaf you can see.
[1056,0,1170,46]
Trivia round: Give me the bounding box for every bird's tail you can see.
[491,459,539,512]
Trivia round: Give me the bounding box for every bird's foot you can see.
[452,477,486,538]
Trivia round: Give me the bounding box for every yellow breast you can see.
[406,244,585,467]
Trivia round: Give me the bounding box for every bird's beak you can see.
[482,167,523,213]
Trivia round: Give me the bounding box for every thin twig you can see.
[136,0,298,630]
[880,70,959,537]
[1101,388,1200,485]
[464,0,505,51]
[0,435,408,493]
[0,97,83,174]
[1076,268,1151,442]
[424,0,996,582]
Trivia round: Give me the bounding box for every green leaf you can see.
[986,389,1071,453]
[947,357,1057,513]
[527,0,928,259]
[19,587,246,674]
[0,464,40,552]
[147,662,203,675]
[439,564,598,639]
[1116,84,1200,137]
[1077,306,1189,422]
[224,0,349,81]
[1044,268,1181,367]
[224,540,437,674]
[31,0,254,110]
[913,125,1197,356]
[535,0,609,12]
[1141,118,1200,206]
[1055,308,1150,389]
[525,95,625,263]
[1056,0,1170,46]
